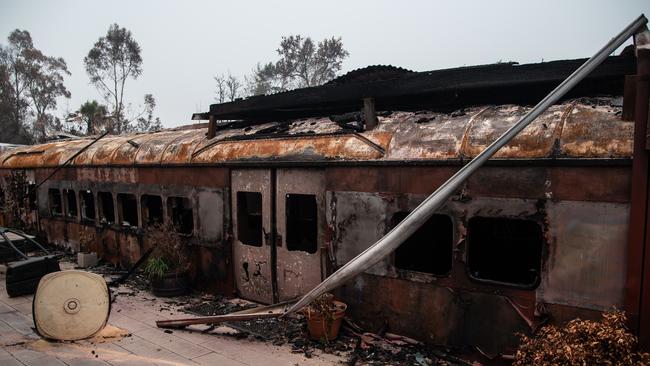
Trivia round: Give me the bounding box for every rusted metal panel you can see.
[160,130,205,164]
[468,167,550,199]
[626,47,650,348]
[275,169,325,301]
[461,104,566,159]
[378,110,472,160]
[325,166,457,194]
[134,131,193,165]
[137,167,228,187]
[41,139,90,167]
[325,166,631,203]
[72,137,121,166]
[76,167,138,184]
[561,103,634,157]
[0,99,633,170]
[231,169,274,304]
[549,166,631,203]
[538,201,629,310]
[192,132,391,163]
[328,191,396,276]
[110,134,156,165]
[338,273,532,355]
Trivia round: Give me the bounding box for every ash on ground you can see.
[86,263,467,365]
[181,295,467,366]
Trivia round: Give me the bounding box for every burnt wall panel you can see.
[468,167,549,199]
[325,166,631,202]
[138,167,228,187]
[539,201,629,310]
[338,273,531,355]
[196,188,225,246]
[549,166,631,203]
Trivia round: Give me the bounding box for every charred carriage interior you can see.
[1,49,649,356]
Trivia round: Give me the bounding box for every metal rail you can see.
[285,14,649,315]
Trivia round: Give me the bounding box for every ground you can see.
[0,257,465,366]
[0,260,345,366]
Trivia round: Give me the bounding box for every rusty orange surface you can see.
[0,98,632,169]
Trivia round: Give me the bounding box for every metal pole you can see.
[285,14,649,315]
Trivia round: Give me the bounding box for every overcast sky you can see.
[1,0,649,128]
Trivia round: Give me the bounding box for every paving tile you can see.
[135,328,211,359]
[1,295,32,306]
[192,352,246,366]
[0,302,15,314]
[8,346,67,365]
[1,311,36,335]
[117,335,196,365]
[108,314,149,333]
[11,300,33,316]
[65,357,112,366]
[0,353,23,366]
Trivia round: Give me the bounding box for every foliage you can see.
[2,170,30,229]
[0,29,71,143]
[66,100,109,135]
[514,310,650,365]
[133,94,162,132]
[144,257,169,280]
[214,35,349,101]
[214,72,242,103]
[143,223,189,279]
[85,23,156,134]
[247,35,348,95]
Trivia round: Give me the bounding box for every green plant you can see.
[143,222,189,279]
[143,257,169,280]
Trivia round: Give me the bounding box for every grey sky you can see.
[1,0,648,128]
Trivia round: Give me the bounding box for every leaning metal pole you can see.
[285,14,649,315]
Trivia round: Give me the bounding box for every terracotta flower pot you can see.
[304,300,347,341]
[151,271,190,297]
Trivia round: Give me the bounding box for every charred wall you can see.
[25,165,233,294]
[325,164,631,355]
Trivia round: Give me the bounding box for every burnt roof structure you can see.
[201,55,635,122]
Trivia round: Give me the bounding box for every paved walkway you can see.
[0,264,344,366]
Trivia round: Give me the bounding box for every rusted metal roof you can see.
[0,98,630,169]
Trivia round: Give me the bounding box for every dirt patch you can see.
[88,325,130,343]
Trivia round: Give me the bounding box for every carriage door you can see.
[232,168,324,304]
[232,169,274,304]
[276,169,324,301]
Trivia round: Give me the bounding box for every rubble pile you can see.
[514,311,650,366]
[182,296,466,366]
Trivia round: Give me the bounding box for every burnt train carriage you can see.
[0,55,643,354]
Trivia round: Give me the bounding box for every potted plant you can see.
[302,293,347,342]
[143,223,190,297]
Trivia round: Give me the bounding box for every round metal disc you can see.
[33,270,110,341]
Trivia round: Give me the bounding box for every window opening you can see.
[392,212,453,275]
[63,189,77,218]
[141,195,163,227]
[117,193,138,227]
[48,188,62,216]
[286,194,318,254]
[80,190,96,221]
[236,191,263,247]
[467,217,543,287]
[167,196,193,234]
[97,192,115,224]
[27,183,37,210]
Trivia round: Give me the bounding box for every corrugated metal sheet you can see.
[0,98,630,169]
